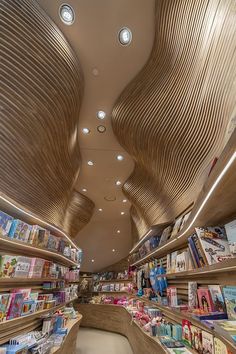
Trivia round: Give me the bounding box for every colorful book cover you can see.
[197,288,215,313]
[9,220,31,243]
[202,331,214,354]
[29,225,41,245]
[0,211,13,237]
[171,251,178,273]
[208,285,226,313]
[37,229,50,248]
[159,225,172,246]
[29,258,44,278]
[225,219,236,254]
[213,320,236,345]
[47,235,59,251]
[0,294,11,322]
[188,282,198,309]
[0,256,18,277]
[11,288,31,300]
[167,287,178,307]
[14,256,31,278]
[214,337,229,354]
[195,227,232,265]
[6,293,24,320]
[188,235,201,268]
[176,251,189,272]
[182,319,192,347]
[223,287,236,320]
[192,233,207,266]
[21,300,36,316]
[190,325,203,353]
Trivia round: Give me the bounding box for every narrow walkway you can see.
[76,328,133,354]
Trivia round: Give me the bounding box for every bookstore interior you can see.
[0,0,236,353]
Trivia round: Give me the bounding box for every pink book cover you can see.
[6,292,24,320]
[197,288,214,312]
[11,288,31,300]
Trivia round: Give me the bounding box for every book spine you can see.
[192,234,207,267]
[188,236,201,268]
[188,245,198,269]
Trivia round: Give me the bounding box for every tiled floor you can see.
[76,328,133,354]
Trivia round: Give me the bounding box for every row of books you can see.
[0,210,82,263]
[94,270,130,281]
[0,255,80,280]
[94,283,134,293]
[0,286,78,322]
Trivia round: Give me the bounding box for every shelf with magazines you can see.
[97,278,133,283]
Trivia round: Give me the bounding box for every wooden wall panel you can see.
[112,0,236,239]
[0,0,94,235]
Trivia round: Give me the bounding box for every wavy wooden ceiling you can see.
[0,0,94,235]
[112,0,236,239]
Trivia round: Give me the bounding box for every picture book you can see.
[37,229,50,248]
[9,220,32,243]
[29,292,38,301]
[225,219,236,254]
[202,331,214,354]
[14,256,31,278]
[29,225,41,245]
[176,251,189,272]
[208,285,226,313]
[213,320,236,345]
[159,225,172,246]
[0,294,11,322]
[167,254,171,273]
[192,233,208,266]
[197,288,214,313]
[11,288,31,300]
[167,287,178,307]
[0,211,13,237]
[170,217,183,239]
[180,211,191,231]
[214,337,230,354]
[47,235,59,251]
[0,256,18,277]
[223,286,236,319]
[182,319,192,347]
[21,300,36,316]
[29,258,44,278]
[190,325,203,353]
[195,227,232,265]
[170,251,178,273]
[188,282,198,309]
[6,293,24,320]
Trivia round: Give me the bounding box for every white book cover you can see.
[225,219,236,253]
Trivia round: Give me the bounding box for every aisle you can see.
[76,328,134,354]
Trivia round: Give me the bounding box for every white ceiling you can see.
[37,0,155,271]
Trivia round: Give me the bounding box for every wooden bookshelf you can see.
[97,278,133,283]
[97,291,131,294]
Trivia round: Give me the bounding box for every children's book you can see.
[176,251,189,272]
[171,251,178,273]
[6,293,24,320]
[225,219,236,254]
[213,320,236,345]
[167,287,178,307]
[29,258,44,278]
[159,226,172,246]
[197,288,214,313]
[29,225,41,245]
[188,282,198,309]
[223,287,236,320]
[0,294,11,322]
[37,229,50,248]
[190,325,203,353]
[47,235,59,251]
[167,254,171,273]
[0,256,18,277]
[182,319,192,347]
[11,288,31,300]
[214,337,230,354]
[9,220,32,243]
[202,331,214,354]
[195,227,232,265]
[21,300,36,316]
[171,217,183,238]
[180,211,191,231]
[208,285,226,313]
[14,256,31,278]
[0,211,13,237]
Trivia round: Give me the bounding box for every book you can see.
[0,211,13,237]
[192,233,207,267]
[195,227,232,265]
[176,251,189,272]
[47,235,59,251]
[180,211,191,231]
[214,337,230,354]
[11,289,31,300]
[170,251,178,273]
[190,325,203,353]
[14,256,31,278]
[171,217,183,238]
[225,219,236,254]
[197,288,215,313]
[182,319,192,347]
[29,258,44,278]
[188,282,198,309]
[6,293,24,320]
[208,285,226,313]
[0,294,11,322]
[0,256,18,277]
[37,229,50,248]
[213,320,236,345]
[188,235,201,268]
[21,300,35,316]
[167,254,171,273]
[202,331,214,354]
[223,287,236,320]
[167,287,178,307]
[8,220,32,243]
[159,225,172,246]
[29,225,41,245]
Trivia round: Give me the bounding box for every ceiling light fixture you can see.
[97,125,106,133]
[82,128,90,134]
[97,111,106,120]
[122,199,127,203]
[87,160,94,166]
[117,155,124,161]
[116,180,122,186]
[91,259,95,263]
[98,208,103,212]
[82,188,87,192]
[121,212,125,215]
[59,4,75,25]
[118,27,132,46]
[112,249,115,252]
[117,230,121,234]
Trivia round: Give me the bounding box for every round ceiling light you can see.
[87,160,94,166]
[82,128,90,134]
[116,155,124,161]
[98,208,103,212]
[97,125,106,133]
[116,180,122,186]
[117,230,121,234]
[122,199,127,203]
[118,27,132,46]
[91,259,95,263]
[82,188,87,192]
[121,211,125,215]
[112,249,115,252]
[59,4,75,25]
[97,111,106,120]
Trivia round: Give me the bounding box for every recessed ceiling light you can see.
[92,68,99,76]
[98,208,103,212]
[82,128,90,134]
[87,160,94,166]
[59,4,75,25]
[117,155,124,161]
[121,212,125,215]
[122,199,127,203]
[97,125,106,133]
[117,230,121,234]
[112,249,115,252]
[82,188,87,192]
[97,111,106,120]
[118,27,132,46]
[116,180,122,186]
[91,259,95,263]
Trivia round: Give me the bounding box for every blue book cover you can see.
[0,211,13,237]
[188,236,200,267]
[223,286,236,320]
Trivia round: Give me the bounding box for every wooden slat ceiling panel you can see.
[0,0,94,236]
[112,0,236,239]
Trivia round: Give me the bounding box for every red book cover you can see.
[197,288,214,312]
[182,319,192,347]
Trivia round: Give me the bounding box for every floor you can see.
[76,328,133,354]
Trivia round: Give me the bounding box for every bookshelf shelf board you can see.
[97,291,131,294]
[0,235,79,267]
[131,133,236,267]
[0,277,65,284]
[97,278,133,283]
